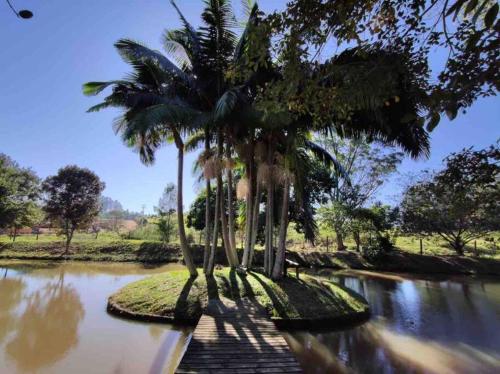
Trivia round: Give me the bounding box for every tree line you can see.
[0,158,104,252]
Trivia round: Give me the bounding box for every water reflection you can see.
[0,277,25,344]
[5,272,84,371]
[287,270,500,373]
[0,261,191,374]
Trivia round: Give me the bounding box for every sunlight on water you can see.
[287,270,500,374]
[367,321,500,374]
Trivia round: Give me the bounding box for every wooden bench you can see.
[284,258,301,279]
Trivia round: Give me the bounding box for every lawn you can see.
[108,267,370,326]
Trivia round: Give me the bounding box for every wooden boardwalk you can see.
[176,298,303,373]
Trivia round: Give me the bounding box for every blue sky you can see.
[1,0,498,213]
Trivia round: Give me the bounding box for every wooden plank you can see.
[175,297,302,373]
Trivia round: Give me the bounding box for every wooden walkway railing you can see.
[176,298,302,373]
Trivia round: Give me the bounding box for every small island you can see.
[108,268,370,328]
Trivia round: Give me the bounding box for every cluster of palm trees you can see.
[83,0,430,280]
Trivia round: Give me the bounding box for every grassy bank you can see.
[298,250,500,275]
[2,234,499,275]
[108,267,369,327]
[0,236,240,264]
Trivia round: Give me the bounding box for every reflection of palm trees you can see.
[5,271,85,372]
[0,276,26,343]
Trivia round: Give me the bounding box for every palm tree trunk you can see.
[174,134,197,277]
[242,157,254,268]
[206,176,221,276]
[265,182,274,276]
[226,144,237,256]
[216,129,238,268]
[248,180,261,268]
[272,178,290,280]
[219,170,235,266]
[264,145,274,276]
[203,180,212,272]
[203,128,212,273]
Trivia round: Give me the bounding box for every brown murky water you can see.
[285,270,500,374]
[0,261,191,374]
[2,262,500,374]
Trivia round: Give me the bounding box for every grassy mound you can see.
[108,268,369,327]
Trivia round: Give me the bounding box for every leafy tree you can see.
[187,189,216,232]
[100,196,123,214]
[318,202,353,250]
[108,210,125,233]
[288,158,337,243]
[354,203,400,252]
[317,136,403,250]
[368,203,400,233]
[157,183,177,214]
[266,0,499,127]
[401,145,500,255]
[0,154,41,239]
[42,166,105,253]
[91,224,101,239]
[155,183,177,243]
[10,205,44,242]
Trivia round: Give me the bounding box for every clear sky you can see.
[1,0,498,213]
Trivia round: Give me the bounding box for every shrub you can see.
[362,234,394,262]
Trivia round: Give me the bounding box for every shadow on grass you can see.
[173,275,200,320]
[248,271,366,321]
[206,275,220,300]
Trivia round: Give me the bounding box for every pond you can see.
[1,262,499,373]
[0,261,191,374]
[286,270,500,374]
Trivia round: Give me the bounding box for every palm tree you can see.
[168,0,264,274]
[254,44,432,279]
[84,0,263,276]
[83,40,202,277]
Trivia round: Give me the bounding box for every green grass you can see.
[0,232,129,244]
[393,235,499,258]
[285,230,500,259]
[0,234,183,262]
[108,268,369,324]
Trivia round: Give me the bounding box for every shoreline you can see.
[1,241,499,276]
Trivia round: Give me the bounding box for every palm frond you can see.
[162,38,193,70]
[241,0,255,18]
[114,39,190,83]
[200,0,238,53]
[185,130,206,152]
[304,140,350,184]
[234,3,258,62]
[82,81,130,96]
[127,103,200,135]
[169,1,202,57]
[214,87,242,121]
[87,102,119,113]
